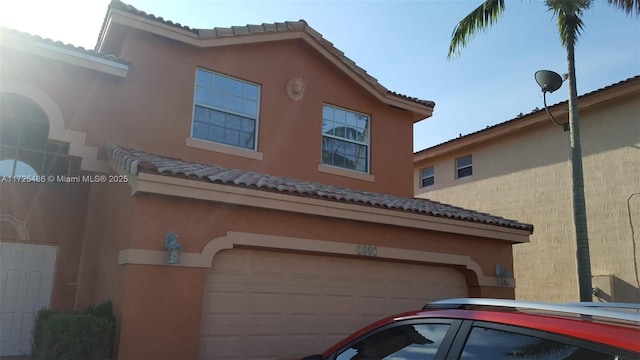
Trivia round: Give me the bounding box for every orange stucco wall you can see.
[132,193,515,277]
[118,265,207,360]
[108,191,515,359]
[2,30,416,197]
[0,182,89,310]
[1,24,521,360]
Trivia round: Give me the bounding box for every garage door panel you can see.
[246,335,282,359]
[201,336,238,359]
[288,335,319,351]
[200,248,467,360]
[323,295,355,314]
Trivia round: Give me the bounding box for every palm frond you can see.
[447,0,505,58]
[545,0,591,47]
[608,0,640,15]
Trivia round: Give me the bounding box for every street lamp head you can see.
[535,70,563,93]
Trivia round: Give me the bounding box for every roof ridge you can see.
[98,1,434,109]
[199,19,307,37]
[108,0,196,33]
[106,143,533,232]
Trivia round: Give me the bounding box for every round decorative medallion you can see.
[285,77,305,101]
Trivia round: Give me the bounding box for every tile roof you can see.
[106,143,533,233]
[0,27,127,65]
[415,75,640,154]
[102,0,434,108]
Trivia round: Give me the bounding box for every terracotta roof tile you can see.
[106,0,197,34]
[1,27,127,65]
[262,23,278,32]
[106,143,533,233]
[102,1,435,109]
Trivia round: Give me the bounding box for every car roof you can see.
[321,299,640,356]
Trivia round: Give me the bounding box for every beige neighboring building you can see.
[414,76,640,303]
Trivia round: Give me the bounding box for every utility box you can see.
[592,275,640,303]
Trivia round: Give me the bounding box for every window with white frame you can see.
[420,166,434,187]
[321,104,370,172]
[456,155,473,179]
[192,68,260,150]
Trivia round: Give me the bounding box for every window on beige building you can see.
[456,155,472,179]
[420,166,435,187]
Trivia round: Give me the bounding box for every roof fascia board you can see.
[119,168,529,243]
[415,79,640,161]
[3,33,128,78]
[297,34,433,118]
[415,111,549,161]
[102,11,432,118]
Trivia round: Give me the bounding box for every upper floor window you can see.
[0,94,69,177]
[192,68,260,150]
[322,104,369,173]
[420,166,435,187]
[456,155,472,179]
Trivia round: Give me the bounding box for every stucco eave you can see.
[2,30,128,78]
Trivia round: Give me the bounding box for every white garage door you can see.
[0,241,57,356]
[199,248,467,360]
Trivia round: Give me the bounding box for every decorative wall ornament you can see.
[285,77,305,101]
[165,231,182,264]
[0,214,30,241]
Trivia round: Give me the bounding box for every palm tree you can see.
[447,0,638,302]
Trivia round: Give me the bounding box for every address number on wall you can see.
[357,245,378,257]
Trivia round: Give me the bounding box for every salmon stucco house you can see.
[0,1,533,359]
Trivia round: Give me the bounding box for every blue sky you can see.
[1,0,638,151]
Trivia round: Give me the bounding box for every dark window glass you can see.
[336,324,450,360]
[17,149,44,174]
[19,120,48,151]
[0,94,69,177]
[44,154,69,177]
[457,166,472,178]
[322,104,369,173]
[192,69,259,150]
[46,140,70,155]
[0,116,19,146]
[456,155,472,179]
[421,166,434,187]
[460,327,625,360]
[192,106,256,150]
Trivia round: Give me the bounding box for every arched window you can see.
[0,94,69,177]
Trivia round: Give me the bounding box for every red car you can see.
[302,298,640,360]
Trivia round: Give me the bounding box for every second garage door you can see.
[199,248,468,359]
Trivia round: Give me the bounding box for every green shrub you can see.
[31,301,115,360]
[31,308,58,358]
